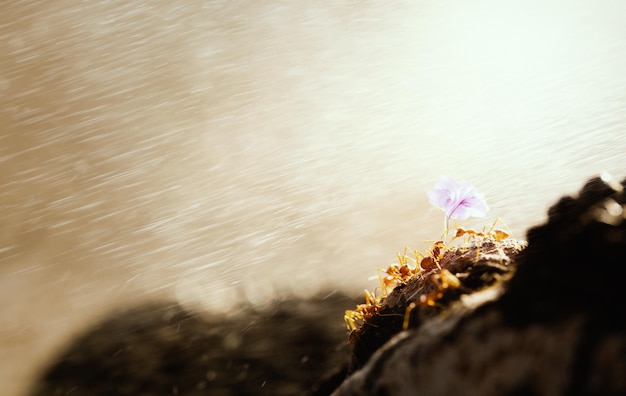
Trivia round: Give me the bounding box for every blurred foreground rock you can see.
[334,174,626,396]
[29,293,357,396]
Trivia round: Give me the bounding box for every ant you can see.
[378,263,413,292]
[418,268,462,306]
[402,270,463,331]
[344,289,381,331]
[376,246,422,295]
[403,269,461,329]
[430,240,446,261]
[453,218,511,242]
[401,263,465,332]
[434,268,462,290]
[419,240,446,271]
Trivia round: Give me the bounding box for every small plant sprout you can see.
[428,176,489,239]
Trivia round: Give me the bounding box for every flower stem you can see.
[442,216,449,241]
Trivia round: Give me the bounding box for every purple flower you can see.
[428,176,489,221]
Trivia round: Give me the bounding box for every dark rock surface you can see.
[333,174,626,396]
[29,293,357,396]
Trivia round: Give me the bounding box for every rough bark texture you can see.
[334,175,626,396]
[346,238,527,373]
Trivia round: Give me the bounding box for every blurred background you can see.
[1,1,625,394]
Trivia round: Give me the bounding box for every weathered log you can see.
[334,174,626,396]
